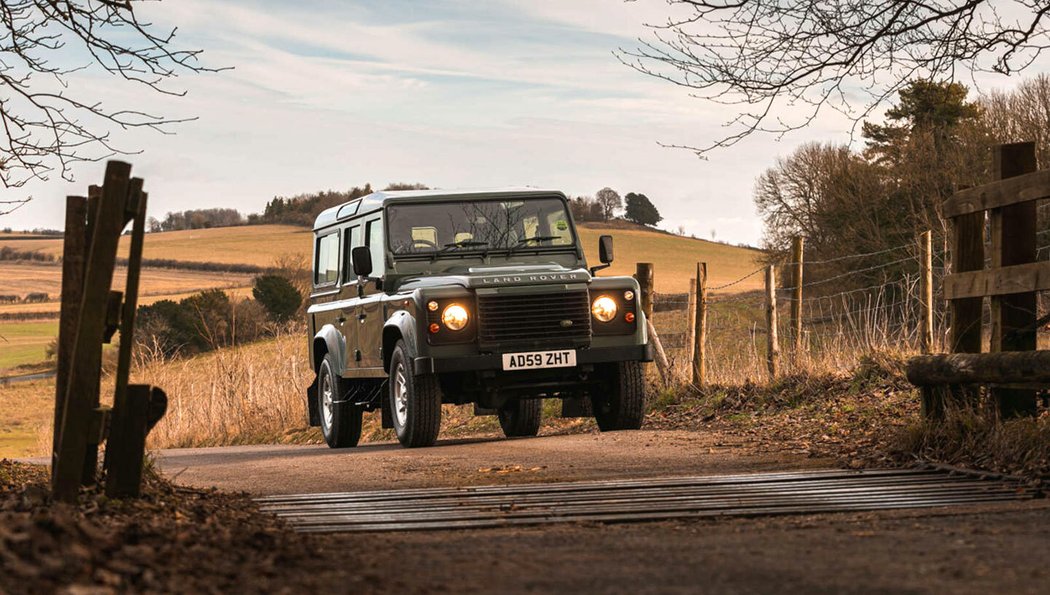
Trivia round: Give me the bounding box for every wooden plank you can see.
[765,265,779,378]
[52,197,87,472]
[989,142,1038,418]
[907,351,1050,386]
[944,260,1050,299]
[942,169,1050,218]
[53,161,132,502]
[948,208,984,354]
[692,263,707,387]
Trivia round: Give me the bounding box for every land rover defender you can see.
[306,188,652,448]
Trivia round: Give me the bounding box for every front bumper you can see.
[414,343,653,374]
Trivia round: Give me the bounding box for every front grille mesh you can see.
[477,291,591,346]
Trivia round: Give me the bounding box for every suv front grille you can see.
[476,291,592,347]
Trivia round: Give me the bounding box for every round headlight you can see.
[441,304,469,331]
[591,296,617,323]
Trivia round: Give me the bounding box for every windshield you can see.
[386,197,576,256]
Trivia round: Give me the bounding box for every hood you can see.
[396,263,592,291]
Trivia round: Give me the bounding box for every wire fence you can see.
[647,238,958,385]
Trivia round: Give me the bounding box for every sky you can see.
[0,0,1029,245]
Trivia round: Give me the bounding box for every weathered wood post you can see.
[989,142,1038,417]
[919,230,934,354]
[52,196,87,471]
[685,276,697,375]
[765,265,779,379]
[791,237,804,354]
[692,263,707,387]
[636,262,669,383]
[636,263,654,320]
[53,162,132,502]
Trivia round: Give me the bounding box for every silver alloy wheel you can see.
[321,367,334,430]
[394,361,409,427]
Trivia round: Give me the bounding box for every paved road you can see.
[157,429,832,495]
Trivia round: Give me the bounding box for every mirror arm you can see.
[589,263,611,276]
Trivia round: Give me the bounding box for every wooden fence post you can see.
[685,276,697,374]
[636,263,654,320]
[53,161,132,502]
[765,265,779,379]
[990,142,1038,417]
[52,197,87,472]
[791,237,804,353]
[919,230,934,354]
[692,263,707,386]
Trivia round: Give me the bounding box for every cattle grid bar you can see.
[255,468,1038,533]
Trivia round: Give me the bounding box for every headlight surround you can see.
[441,303,469,331]
[591,295,618,323]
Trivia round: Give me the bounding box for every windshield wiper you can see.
[432,239,490,260]
[507,235,560,257]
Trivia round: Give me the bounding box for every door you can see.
[339,225,362,371]
[356,218,385,370]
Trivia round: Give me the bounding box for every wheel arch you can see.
[307,325,348,427]
[383,310,419,372]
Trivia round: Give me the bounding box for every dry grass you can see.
[0,261,252,306]
[577,225,764,292]
[899,404,1050,478]
[0,378,53,458]
[0,225,312,267]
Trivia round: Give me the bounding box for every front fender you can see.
[383,310,419,372]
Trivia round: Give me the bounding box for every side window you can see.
[366,219,384,274]
[342,225,362,283]
[314,233,339,286]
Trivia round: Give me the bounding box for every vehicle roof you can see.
[312,187,567,231]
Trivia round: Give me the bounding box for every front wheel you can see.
[498,398,542,438]
[318,353,363,448]
[389,340,442,448]
[592,361,646,431]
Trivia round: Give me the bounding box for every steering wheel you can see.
[413,238,438,250]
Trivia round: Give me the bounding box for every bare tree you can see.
[0,0,218,190]
[618,0,1050,155]
[595,187,621,221]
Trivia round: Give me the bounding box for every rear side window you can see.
[342,226,362,283]
[366,219,383,274]
[314,233,339,285]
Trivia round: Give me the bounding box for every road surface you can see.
[154,428,1050,594]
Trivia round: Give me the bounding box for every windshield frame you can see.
[384,195,580,261]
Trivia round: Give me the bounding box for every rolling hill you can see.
[0,222,763,373]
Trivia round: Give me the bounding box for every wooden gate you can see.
[907,142,1048,417]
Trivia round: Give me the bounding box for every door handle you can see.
[337,315,347,324]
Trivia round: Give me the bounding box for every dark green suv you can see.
[306,188,652,448]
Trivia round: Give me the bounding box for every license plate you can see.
[502,350,576,371]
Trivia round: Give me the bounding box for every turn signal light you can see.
[624,312,635,323]
[428,323,440,334]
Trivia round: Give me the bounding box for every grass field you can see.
[0,321,58,371]
[0,379,52,457]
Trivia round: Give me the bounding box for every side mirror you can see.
[591,235,614,275]
[351,245,373,278]
[599,235,614,264]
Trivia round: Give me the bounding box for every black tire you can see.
[592,361,646,431]
[388,340,442,448]
[498,398,542,438]
[318,352,363,448]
